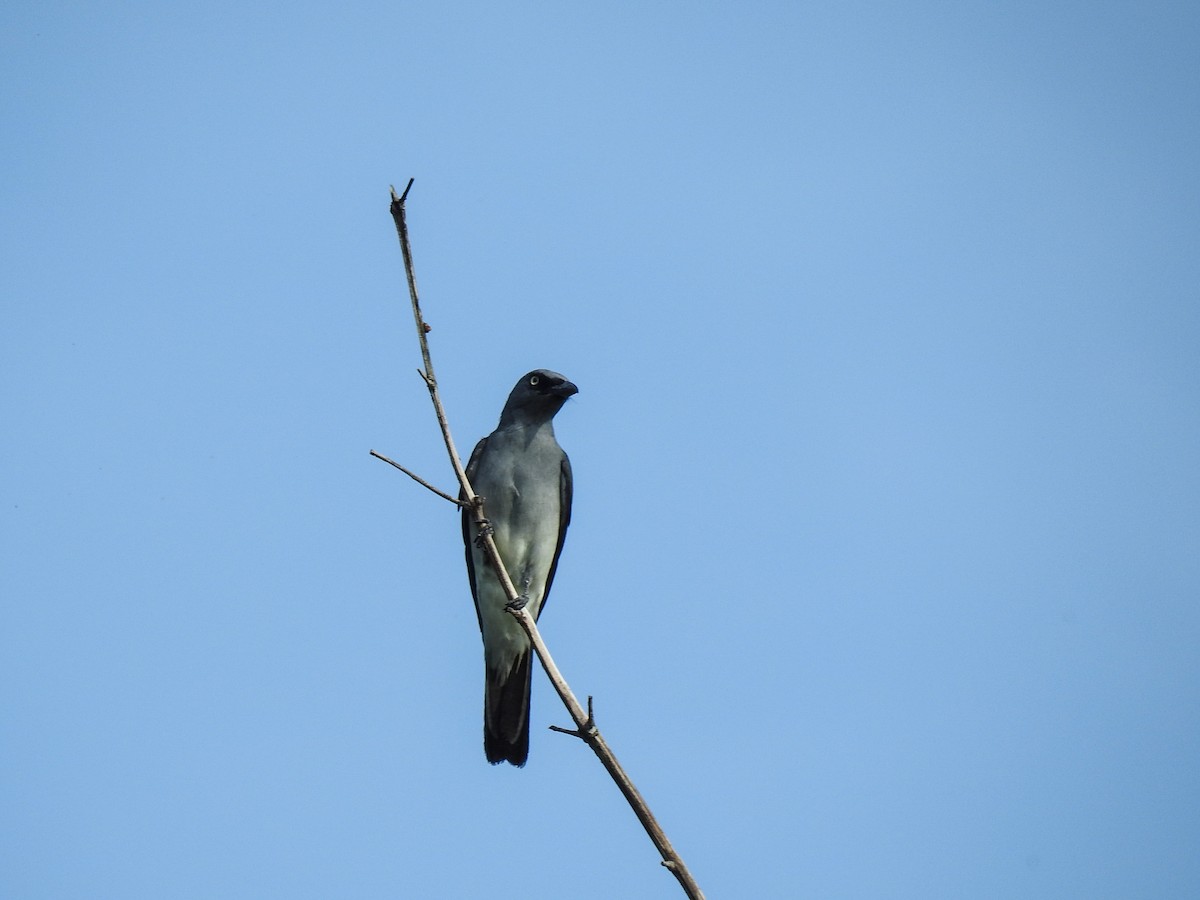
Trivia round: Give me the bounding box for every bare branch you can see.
[369,450,464,506]
[382,182,705,900]
[387,181,473,498]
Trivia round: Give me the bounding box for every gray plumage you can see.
[462,369,576,766]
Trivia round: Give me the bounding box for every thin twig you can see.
[549,695,596,737]
[388,182,474,497]
[368,450,464,506]
[383,182,705,900]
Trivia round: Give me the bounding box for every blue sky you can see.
[3,2,1198,897]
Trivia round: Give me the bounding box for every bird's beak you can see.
[553,380,579,398]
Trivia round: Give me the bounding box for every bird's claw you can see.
[473,519,494,548]
[506,594,529,611]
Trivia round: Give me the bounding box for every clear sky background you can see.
[3,2,1198,898]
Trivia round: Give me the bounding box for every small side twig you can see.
[549,695,596,737]
[368,449,464,506]
[380,181,705,900]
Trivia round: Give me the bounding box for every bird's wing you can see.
[461,435,489,632]
[537,453,573,620]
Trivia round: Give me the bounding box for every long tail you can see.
[484,650,532,766]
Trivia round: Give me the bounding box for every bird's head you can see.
[499,369,578,426]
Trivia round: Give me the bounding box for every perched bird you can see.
[462,369,577,766]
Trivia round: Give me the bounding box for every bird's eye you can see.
[529,375,540,386]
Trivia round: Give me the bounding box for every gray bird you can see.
[462,369,577,766]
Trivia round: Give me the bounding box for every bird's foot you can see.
[506,594,530,611]
[473,519,494,547]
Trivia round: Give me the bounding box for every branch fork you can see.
[549,695,598,739]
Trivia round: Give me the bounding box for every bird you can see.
[461,369,577,766]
